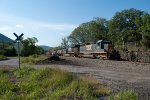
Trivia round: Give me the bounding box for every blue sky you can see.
[0,0,150,47]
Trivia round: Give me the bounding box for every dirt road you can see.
[0,57,18,67]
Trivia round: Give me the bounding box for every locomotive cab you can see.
[95,40,112,59]
[96,40,112,51]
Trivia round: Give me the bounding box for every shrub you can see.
[0,55,7,60]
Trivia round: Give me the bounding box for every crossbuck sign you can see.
[13,33,24,69]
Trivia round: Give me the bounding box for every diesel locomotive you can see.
[58,40,120,60]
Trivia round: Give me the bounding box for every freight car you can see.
[59,40,120,60]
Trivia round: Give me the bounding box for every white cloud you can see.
[0,26,13,30]
[15,24,24,28]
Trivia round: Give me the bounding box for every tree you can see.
[68,17,109,45]
[68,27,83,45]
[61,38,69,52]
[22,37,44,56]
[109,8,146,49]
[92,17,109,40]
[141,14,150,48]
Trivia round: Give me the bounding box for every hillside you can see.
[39,45,51,51]
[0,33,14,43]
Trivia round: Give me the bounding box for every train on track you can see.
[57,40,120,60]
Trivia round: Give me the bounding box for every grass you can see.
[0,67,138,100]
[108,90,138,100]
[0,66,111,100]
[0,55,7,60]
[21,54,47,64]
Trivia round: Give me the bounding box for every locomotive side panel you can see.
[80,45,85,54]
[80,44,96,54]
[85,44,94,54]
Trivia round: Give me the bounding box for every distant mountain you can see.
[0,33,14,43]
[39,45,51,51]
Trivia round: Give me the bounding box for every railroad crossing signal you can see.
[14,33,24,41]
[13,33,24,69]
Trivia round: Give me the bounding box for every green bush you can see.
[0,55,7,60]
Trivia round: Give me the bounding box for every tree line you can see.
[61,8,150,51]
[0,37,44,57]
